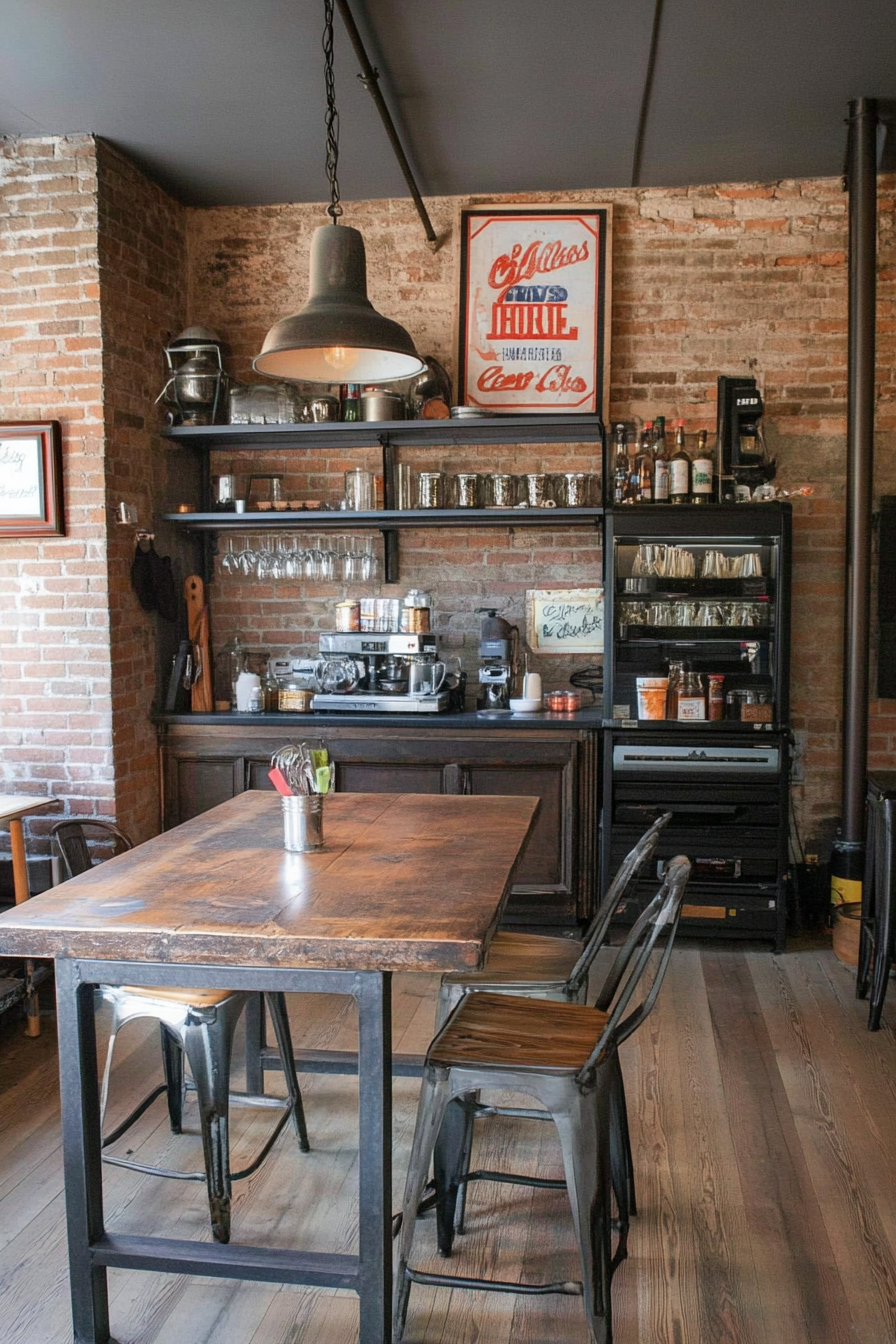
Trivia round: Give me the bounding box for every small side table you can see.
[857,772,896,1030]
[0,794,56,1036]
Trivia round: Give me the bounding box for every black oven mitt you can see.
[131,541,178,622]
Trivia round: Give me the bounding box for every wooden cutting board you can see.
[185,575,213,712]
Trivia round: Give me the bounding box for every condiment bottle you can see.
[708,673,724,720]
[677,665,706,720]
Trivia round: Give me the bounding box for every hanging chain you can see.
[323,0,342,221]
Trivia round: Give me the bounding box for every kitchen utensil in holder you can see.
[282,794,324,852]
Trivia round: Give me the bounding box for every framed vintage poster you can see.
[0,421,65,537]
[526,587,604,654]
[457,204,611,416]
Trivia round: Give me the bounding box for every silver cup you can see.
[417,472,445,509]
[451,472,480,508]
[282,794,324,852]
[486,473,517,508]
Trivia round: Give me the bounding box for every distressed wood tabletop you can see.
[0,792,539,973]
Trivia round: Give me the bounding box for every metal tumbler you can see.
[282,794,324,852]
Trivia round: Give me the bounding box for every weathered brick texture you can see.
[0,136,113,860]
[188,178,896,840]
[3,138,895,864]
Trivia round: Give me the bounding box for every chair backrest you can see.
[565,811,672,997]
[50,819,133,881]
[575,854,691,1086]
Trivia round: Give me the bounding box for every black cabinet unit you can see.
[601,503,792,949]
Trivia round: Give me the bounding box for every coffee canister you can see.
[417,472,445,509]
[401,588,432,633]
[360,390,405,422]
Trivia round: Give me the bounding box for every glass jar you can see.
[278,678,315,712]
[677,668,706,720]
[401,588,432,633]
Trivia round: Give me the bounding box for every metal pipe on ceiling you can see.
[837,97,878,865]
[335,0,440,250]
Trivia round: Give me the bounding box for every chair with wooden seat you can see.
[51,818,310,1244]
[394,855,691,1344]
[432,811,671,1231]
[436,812,671,1028]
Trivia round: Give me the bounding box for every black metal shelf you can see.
[616,577,772,597]
[163,507,604,532]
[162,413,605,452]
[616,626,771,642]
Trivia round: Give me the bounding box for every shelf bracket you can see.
[380,432,399,582]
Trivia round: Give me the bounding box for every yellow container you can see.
[832,902,862,968]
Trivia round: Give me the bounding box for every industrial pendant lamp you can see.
[254,0,425,385]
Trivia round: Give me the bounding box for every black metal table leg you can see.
[55,959,120,1344]
[244,993,266,1095]
[356,971,393,1344]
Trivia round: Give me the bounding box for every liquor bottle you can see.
[669,420,691,505]
[690,429,714,505]
[626,444,641,503]
[341,383,361,422]
[653,417,670,503]
[638,423,653,502]
[613,424,628,505]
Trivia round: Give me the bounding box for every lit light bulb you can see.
[323,345,359,373]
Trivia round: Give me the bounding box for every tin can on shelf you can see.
[335,599,361,632]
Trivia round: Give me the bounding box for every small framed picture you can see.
[457,204,612,415]
[526,587,604,654]
[0,421,65,537]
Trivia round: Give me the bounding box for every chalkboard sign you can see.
[526,588,604,653]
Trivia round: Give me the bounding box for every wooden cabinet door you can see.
[163,754,243,828]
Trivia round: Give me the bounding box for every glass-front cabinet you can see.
[603,503,791,732]
[601,503,792,950]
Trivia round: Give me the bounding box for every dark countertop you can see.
[155,707,604,731]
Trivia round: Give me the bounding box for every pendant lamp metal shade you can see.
[254,224,426,384]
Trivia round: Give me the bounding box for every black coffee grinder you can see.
[476,609,519,710]
[716,374,775,501]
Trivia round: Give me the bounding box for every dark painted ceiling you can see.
[1,0,895,208]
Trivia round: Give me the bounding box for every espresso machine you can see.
[310,632,450,713]
[716,374,775,501]
[476,609,519,711]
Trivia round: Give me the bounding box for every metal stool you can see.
[857,772,896,1029]
[51,819,311,1241]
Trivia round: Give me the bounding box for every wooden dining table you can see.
[0,789,539,1344]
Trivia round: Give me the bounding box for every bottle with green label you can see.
[690,429,714,504]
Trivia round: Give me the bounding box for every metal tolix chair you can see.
[432,812,671,1232]
[51,818,310,1244]
[393,855,691,1344]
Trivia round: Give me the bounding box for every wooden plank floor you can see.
[1,943,896,1343]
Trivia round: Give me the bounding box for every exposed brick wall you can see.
[187,180,896,841]
[96,139,188,843]
[0,135,113,868]
[0,135,187,879]
[3,145,895,871]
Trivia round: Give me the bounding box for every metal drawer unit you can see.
[602,732,789,949]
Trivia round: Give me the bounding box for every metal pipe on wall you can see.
[833,97,878,898]
[335,0,439,249]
